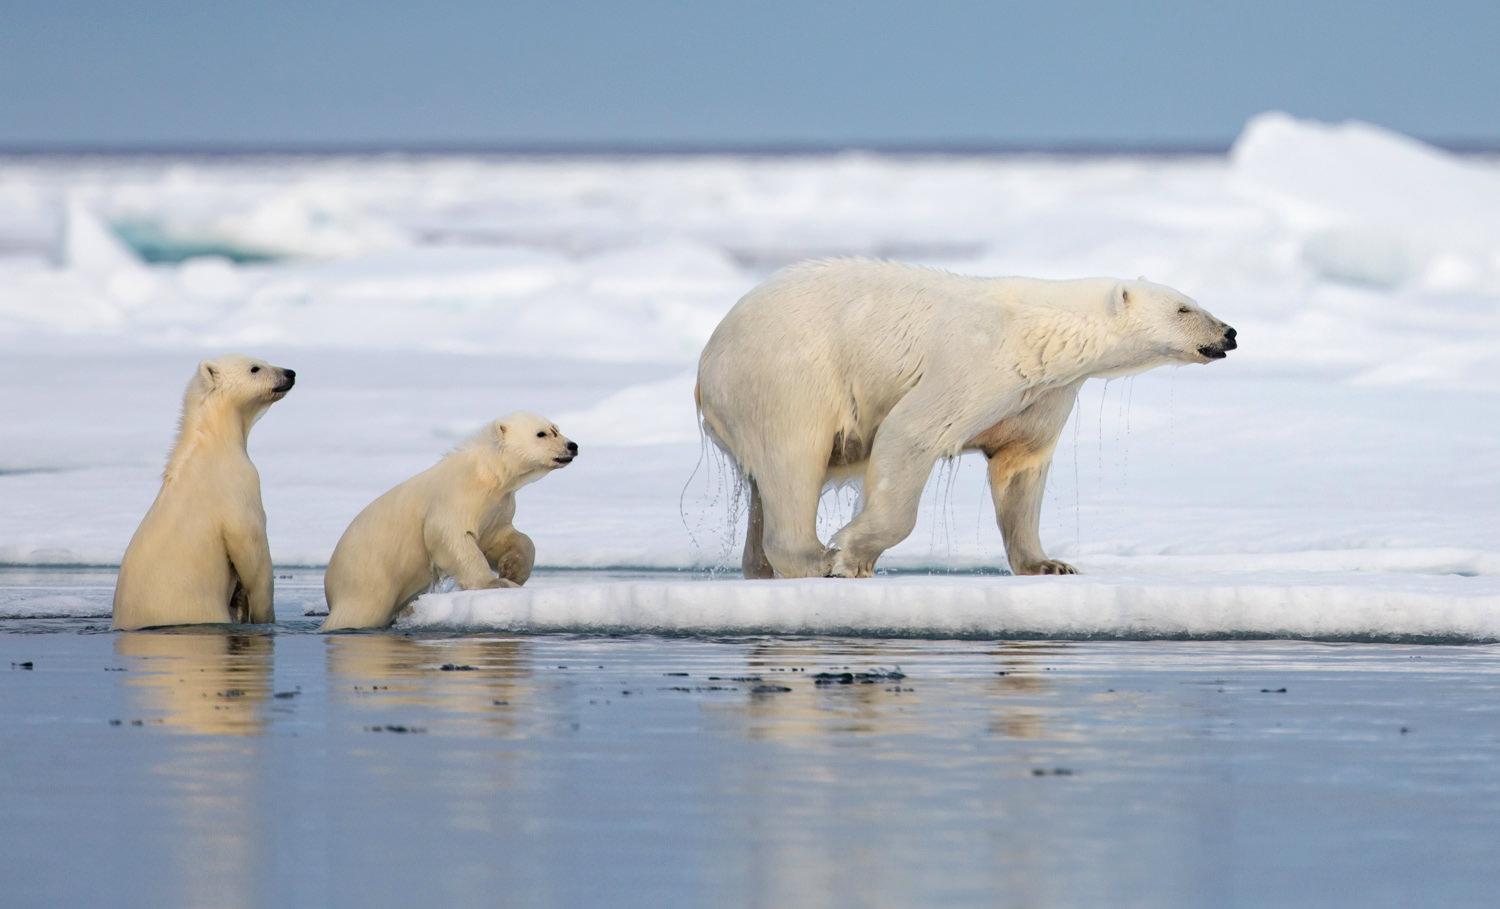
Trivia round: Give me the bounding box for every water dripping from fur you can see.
[679,427,747,574]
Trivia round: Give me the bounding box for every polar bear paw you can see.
[1016,559,1078,576]
[824,548,875,579]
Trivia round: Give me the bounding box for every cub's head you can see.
[485,412,578,479]
[188,354,296,422]
[1111,280,1236,370]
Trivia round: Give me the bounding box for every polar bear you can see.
[696,258,1236,579]
[112,355,296,630]
[321,413,577,631]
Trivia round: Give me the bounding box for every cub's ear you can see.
[198,360,219,385]
[491,420,509,447]
[1111,283,1131,315]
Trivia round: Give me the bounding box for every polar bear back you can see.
[698,259,1128,471]
[322,456,490,623]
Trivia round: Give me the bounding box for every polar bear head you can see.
[472,412,578,486]
[1106,280,1237,373]
[186,354,296,426]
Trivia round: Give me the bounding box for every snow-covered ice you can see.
[2,112,1497,639]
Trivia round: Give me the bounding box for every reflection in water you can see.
[728,639,1060,742]
[682,640,1080,908]
[113,630,274,909]
[116,630,274,735]
[324,634,535,736]
[19,625,1492,908]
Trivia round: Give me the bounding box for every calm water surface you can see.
[2,569,1498,908]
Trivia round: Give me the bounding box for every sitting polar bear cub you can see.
[696,258,1236,579]
[321,413,577,631]
[112,354,296,630]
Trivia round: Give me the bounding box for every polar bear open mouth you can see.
[1197,327,1237,360]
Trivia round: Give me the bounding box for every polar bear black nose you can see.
[283,369,296,380]
[1222,327,1237,350]
[566,441,578,454]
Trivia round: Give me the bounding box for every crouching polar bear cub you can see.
[321,413,577,631]
[112,355,296,630]
[696,258,1236,579]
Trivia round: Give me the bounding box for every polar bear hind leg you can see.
[751,448,833,579]
[741,480,776,579]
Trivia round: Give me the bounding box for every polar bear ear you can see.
[491,420,508,448]
[198,360,219,386]
[1111,283,1131,315]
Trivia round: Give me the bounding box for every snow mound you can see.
[554,370,701,446]
[1231,112,1500,291]
[403,575,1500,643]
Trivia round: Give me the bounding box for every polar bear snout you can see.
[1197,325,1237,360]
[553,440,579,466]
[272,368,296,394]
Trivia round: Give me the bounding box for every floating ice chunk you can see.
[404,574,1500,643]
[57,196,141,274]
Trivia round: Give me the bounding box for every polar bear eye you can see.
[250,366,260,373]
[536,430,547,438]
[1177,305,1191,314]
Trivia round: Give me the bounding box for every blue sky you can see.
[2,0,1497,149]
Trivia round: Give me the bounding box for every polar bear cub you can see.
[112,355,296,630]
[696,258,1236,579]
[321,413,577,631]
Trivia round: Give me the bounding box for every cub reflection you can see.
[325,634,535,735]
[115,631,273,736]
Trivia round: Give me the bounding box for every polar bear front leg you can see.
[224,514,275,623]
[426,521,518,591]
[983,383,1080,576]
[483,526,536,586]
[989,457,1075,575]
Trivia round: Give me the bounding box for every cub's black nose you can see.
[567,441,579,454]
[1222,326,1237,350]
[283,369,296,381]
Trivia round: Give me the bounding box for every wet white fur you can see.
[321,412,575,631]
[112,354,295,629]
[696,258,1234,578]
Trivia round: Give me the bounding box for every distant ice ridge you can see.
[404,574,1500,643]
[3,112,1499,374]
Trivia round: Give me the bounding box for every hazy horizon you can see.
[3,0,1498,151]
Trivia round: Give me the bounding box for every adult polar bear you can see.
[113,355,296,629]
[321,413,577,631]
[696,259,1236,579]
